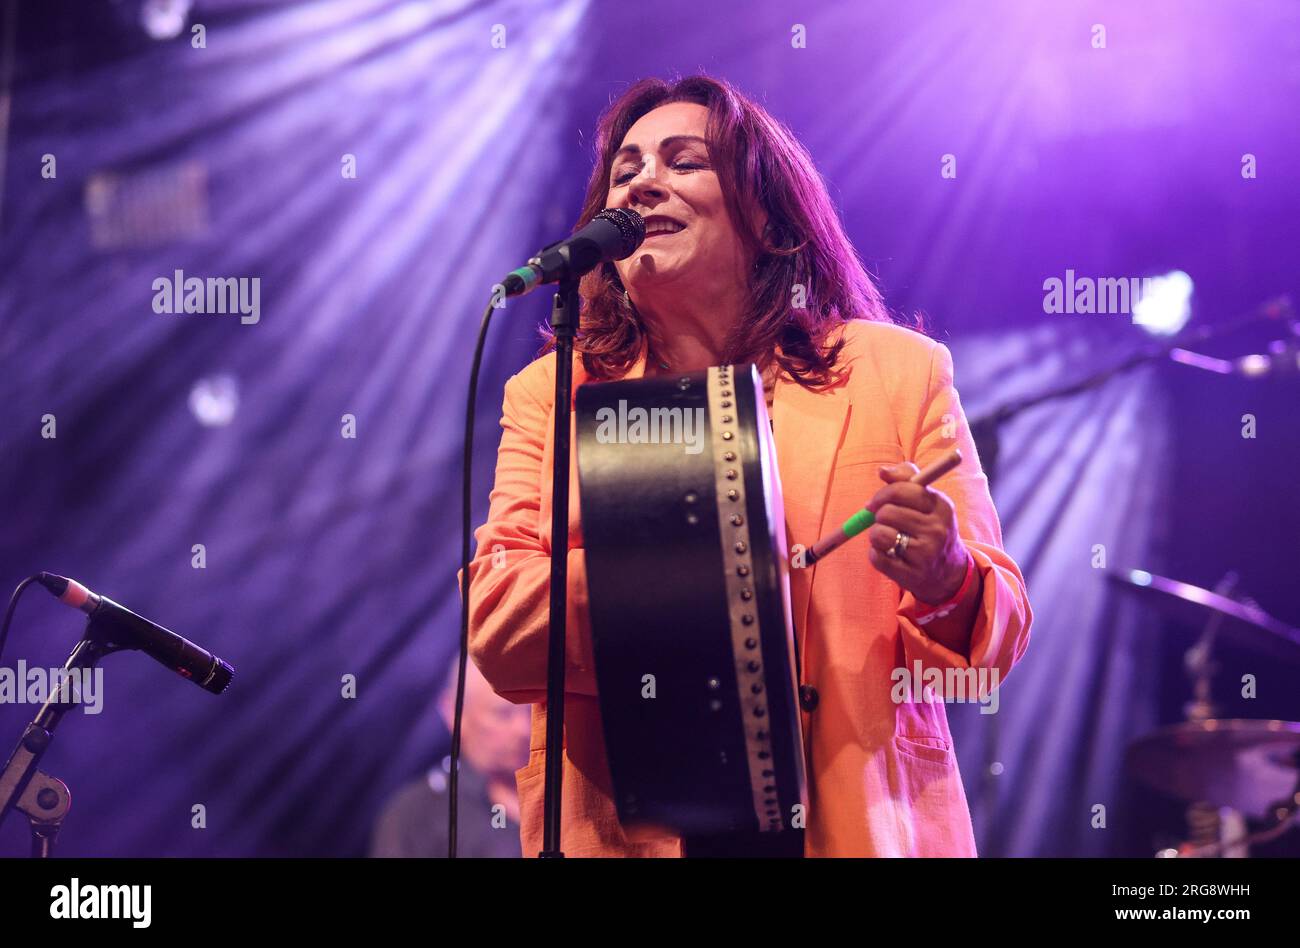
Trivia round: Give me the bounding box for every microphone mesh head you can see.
[594,208,646,257]
[205,658,234,695]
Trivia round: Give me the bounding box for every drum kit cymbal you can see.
[1108,569,1300,856]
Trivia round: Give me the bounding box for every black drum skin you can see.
[576,364,806,838]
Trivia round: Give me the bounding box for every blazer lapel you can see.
[771,372,850,657]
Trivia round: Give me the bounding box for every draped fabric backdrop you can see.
[1,0,1296,856]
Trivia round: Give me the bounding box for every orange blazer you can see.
[466,319,1032,857]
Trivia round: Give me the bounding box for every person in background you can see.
[369,659,529,858]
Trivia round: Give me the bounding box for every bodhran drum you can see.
[576,363,807,838]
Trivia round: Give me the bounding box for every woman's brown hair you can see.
[545,75,894,389]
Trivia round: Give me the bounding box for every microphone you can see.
[36,573,233,695]
[500,208,645,298]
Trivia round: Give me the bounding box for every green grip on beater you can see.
[842,508,876,538]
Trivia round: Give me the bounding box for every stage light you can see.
[140,0,191,41]
[188,374,239,427]
[1133,270,1193,336]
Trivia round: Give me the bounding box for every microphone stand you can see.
[540,277,579,858]
[970,295,1295,481]
[0,622,120,856]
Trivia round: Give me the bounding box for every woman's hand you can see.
[865,462,970,605]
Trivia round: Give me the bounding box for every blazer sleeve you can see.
[895,340,1032,682]
[461,360,599,703]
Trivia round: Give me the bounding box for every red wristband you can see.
[913,551,977,625]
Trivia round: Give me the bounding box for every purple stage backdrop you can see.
[1,0,1297,857]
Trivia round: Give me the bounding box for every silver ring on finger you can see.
[886,530,911,560]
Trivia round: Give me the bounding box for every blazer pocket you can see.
[893,734,955,766]
[837,441,906,469]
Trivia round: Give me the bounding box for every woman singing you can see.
[465,75,1032,857]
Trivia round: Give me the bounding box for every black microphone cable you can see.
[450,295,498,859]
[0,575,42,665]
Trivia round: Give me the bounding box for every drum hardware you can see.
[1113,568,1300,855]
